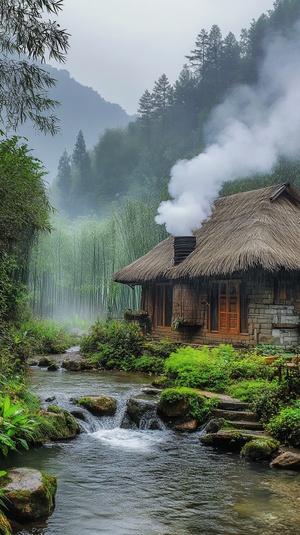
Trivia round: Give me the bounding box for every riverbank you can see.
[3,365,300,535]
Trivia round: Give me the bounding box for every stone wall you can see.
[141,272,300,349]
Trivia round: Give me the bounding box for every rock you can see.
[45,396,56,403]
[174,420,198,432]
[157,397,190,419]
[141,387,163,396]
[200,430,270,451]
[77,395,117,416]
[270,451,300,470]
[0,513,12,535]
[120,413,138,430]
[241,439,279,461]
[62,359,91,371]
[70,409,87,421]
[125,396,158,426]
[2,468,57,523]
[43,406,79,440]
[47,363,59,371]
[205,418,226,434]
[38,357,53,367]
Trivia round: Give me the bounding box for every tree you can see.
[72,130,93,196]
[0,0,69,134]
[186,28,210,79]
[0,135,52,322]
[138,89,155,144]
[57,149,72,201]
[152,74,172,134]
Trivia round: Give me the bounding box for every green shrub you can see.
[265,402,300,447]
[81,320,144,369]
[19,319,74,354]
[163,345,273,393]
[163,345,228,391]
[0,396,36,457]
[226,379,277,402]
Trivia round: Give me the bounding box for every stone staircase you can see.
[196,390,264,433]
[211,400,264,432]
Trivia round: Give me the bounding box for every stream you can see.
[4,364,300,535]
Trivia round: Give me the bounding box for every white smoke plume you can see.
[156,24,300,236]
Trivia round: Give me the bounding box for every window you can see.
[209,281,247,335]
[155,284,173,328]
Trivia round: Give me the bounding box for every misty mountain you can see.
[17,64,135,181]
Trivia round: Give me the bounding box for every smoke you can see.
[156,24,300,236]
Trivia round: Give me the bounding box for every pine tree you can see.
[57,149,72,201]
[72,130,93,197]
[138,89,155,144]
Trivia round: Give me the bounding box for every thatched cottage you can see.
[113,183,300,349]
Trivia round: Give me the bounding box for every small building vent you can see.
[174,236,196,265]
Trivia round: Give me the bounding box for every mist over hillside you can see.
[16,65,135,181]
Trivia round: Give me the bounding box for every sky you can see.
[50,0,276,115]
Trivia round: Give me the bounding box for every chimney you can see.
[173,236,196,265]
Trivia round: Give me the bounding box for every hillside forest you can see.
[27,0,300,321]
[3,0,300,326]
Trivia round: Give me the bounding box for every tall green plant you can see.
[0,396,36,457]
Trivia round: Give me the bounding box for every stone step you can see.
[212,408,258,422]
[200,429,270,451]
[228,420,264,431]
[217,400,250,411]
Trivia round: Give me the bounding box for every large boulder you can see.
[43,406,79,440]
[77,395,117,416]
[270,451,300,470]
[2,468,57,523]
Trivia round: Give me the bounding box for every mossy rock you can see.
[38,357,53,367]
[43,406,79,440]
[241,438,279,461]
[62,360,91,371]
[0,514,12,535]
[3,468,57,523]
[77,395,117,416]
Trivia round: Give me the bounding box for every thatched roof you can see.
[113,183,300,284]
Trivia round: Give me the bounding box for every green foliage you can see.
[0,0,69,134]
[18,319,74,354]
[0,396,36,457]
[163,345,270,392]
[133,340,177,374]
[81,320,144,370]
[160,387,217,424]
[0,135,52,327]
[266,402,300,447]
[226,379,277,402]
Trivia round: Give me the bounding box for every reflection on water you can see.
[5,368,300,535]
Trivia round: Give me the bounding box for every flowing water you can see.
[4,366,300,535]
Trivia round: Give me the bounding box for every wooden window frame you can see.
[154,283,173,329]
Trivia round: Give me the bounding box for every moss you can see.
[78,396,117,416]
[41,472,57,511]
[158,387,216,424]
[241,438,279,461]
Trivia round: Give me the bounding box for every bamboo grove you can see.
[28,196,167,322]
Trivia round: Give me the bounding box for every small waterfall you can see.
[139,408,166,431]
